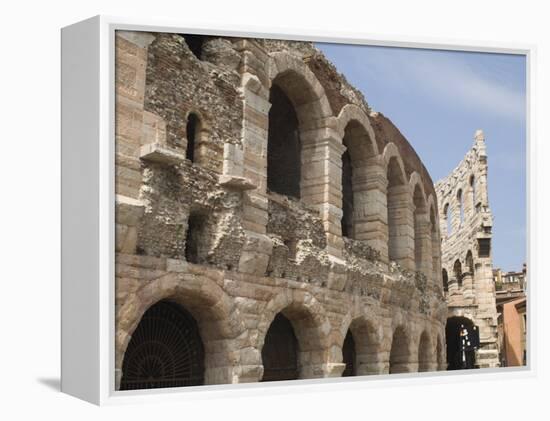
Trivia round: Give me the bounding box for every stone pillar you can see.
[414,212,433,278]
[462,272,475,304]
[431,228,442,289]
[447,276,461,306]
[236,69,274,275]
[473,260,500,368]
[387,185,415,271]
[353,157,389,262]
[301,132,347,258]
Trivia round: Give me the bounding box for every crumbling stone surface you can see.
[114,31,448,388]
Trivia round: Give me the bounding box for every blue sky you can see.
[316,43,526,272]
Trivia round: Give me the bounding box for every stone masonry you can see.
[114,31,448,389]
[435,130,500,368]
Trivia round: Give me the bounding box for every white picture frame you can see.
[61,15,534,406]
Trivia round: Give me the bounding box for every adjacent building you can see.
[495,264,527,367]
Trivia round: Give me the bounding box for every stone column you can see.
[353,157,389,262]
[414,212,433,279]
[387,184,415,271]
[235,62,274,275]
[462,271,475,304]
[301,131,347,258]
[431,230,442,290]
[473,260,500,368]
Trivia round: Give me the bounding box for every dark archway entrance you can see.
[342,329,356,377]
[446,316,478,370]
[267,83,301,199]
[261,313,299,382]
[120,300,205,390]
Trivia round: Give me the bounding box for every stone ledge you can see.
[139,143,187,166]
[219,174,256,191]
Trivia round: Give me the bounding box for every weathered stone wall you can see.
[114,30,448,388]
[435,130,500,368]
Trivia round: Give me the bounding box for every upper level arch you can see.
[336,104,379,157]
[267,52,333,128]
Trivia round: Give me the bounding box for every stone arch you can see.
[336,104,379,155]
[443,202,451,237]
[257,289,332,379]
[418,330,434,372]
[457,188,464,227]
[389,324,413,374]
[442,268,449,292]
[267,52,333,128]
[469,174,477,211]
[384,143,413,269]
[265,52,333,200]
[410,173,431,275]
[338,314,384,376]
[116,273,246,387]
[446,316,477,370]
[339,115,378,239]
[453,259,463,288]
[183,109,210,166]
[120,299,205,390]
[465,249,474,274]
[265,52,346,256]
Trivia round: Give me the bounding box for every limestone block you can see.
[238,231,273,276]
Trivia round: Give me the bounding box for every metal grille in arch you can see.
[120,300,205,390]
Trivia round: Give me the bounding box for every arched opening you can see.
[465,250,474,275]
[443,203,451,236]
[446,316,478,370]
[261,313,298,382]
[341,121,376,239]
[418,331,432,372]
[185,113,200,162]
[457,189,464,227]
[413,185,427,272]
[389,326,411,374]
[442,268,449,292]
[342,329,356,377]
[470,175,476,210]
[267,83,301,199]
[387,157,407,262]
[120,300,205,390]
[453,259,463,288]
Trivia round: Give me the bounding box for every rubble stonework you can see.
[435,130,500,368]
[114,31,448,389]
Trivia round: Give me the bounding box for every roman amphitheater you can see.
[114,31,449,390]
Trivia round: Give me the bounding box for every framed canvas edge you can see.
[82,14,535,405]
